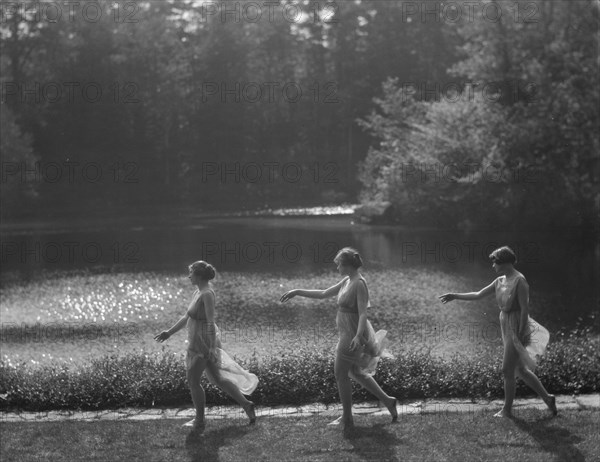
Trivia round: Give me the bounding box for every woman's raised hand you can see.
[280,290,297,303]
[438,293,456,304]
[154,331,170,342]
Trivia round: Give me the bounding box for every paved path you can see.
[1,394,598,423]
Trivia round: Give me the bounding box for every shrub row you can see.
[1,334,598,412]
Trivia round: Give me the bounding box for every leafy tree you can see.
[358,0,599,229]
[0,104,38,218]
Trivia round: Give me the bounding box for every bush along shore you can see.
[1,331,598,412]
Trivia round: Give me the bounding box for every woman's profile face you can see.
[188,269,199,284]
[335,259,349,275]
[492,261,500,273]
[492,260,511,275]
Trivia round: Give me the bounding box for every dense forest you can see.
[1,0,598,228]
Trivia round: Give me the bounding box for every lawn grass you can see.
[1,409,598,461]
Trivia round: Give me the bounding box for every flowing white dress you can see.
[335,276,393,377]
[495,275,549,371]
[186,288,258,395]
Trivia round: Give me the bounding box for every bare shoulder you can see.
[357,275,369,289]
[338,276,350,286]
[201,288,216,301]
[515,272,529,286]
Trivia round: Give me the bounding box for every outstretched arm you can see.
[280,277,347,303]
[438,279,496,303]
[154,313,188,342]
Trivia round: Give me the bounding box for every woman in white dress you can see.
[280,247,397,435]
[439,246,557,418]
[155,261,259,431]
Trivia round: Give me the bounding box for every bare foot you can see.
[243,402,256,425]
[327,416,343,426]
[386,397,398,422]
[493,410,513,418]
[342,419,356,439]
[183,418,206,432]
[545,395,558,416]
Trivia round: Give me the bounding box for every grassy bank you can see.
[1,409,598,461]
[1,330,598,411]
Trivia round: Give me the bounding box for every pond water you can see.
[1,212,595,296]
[1,212,597,366]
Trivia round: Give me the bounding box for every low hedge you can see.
[1,332,598,412]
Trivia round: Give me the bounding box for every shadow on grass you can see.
[512,416,584,462]
[344,422,403,461]
[185,424,252,462]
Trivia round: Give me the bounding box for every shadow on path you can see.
[185,424,251,462]
[512,416,584,462]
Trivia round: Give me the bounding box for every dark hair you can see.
[334,247,363,269]
[489,246,517,265]
[188,260,216,280]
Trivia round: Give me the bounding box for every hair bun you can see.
[489,246,517,265]
[206,264,216,280]
[189,260,217,280]
[334,247,363,269]
[353,253,363,267]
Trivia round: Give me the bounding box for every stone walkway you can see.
[1,394,598,423]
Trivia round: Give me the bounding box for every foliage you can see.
[0,105,38,218]
[0,0,460,213]
[1,334,598,411]
[358,0,600,229]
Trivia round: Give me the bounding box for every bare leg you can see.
[349,370,397,420]
[207,365,252,406]
[516,366,556,414]
[187,357,207,426]
[334,352,355,430]
[206,363,255,423]
[496,341,518,418]
[516,366,550,400]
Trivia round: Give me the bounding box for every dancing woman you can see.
[439,246,557,418]
[280,247,397,435]
[155,261,258,431]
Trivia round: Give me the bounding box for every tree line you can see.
[1,0,598,229]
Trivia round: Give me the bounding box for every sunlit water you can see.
[1,213,594,367]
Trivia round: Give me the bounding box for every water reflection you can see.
[1,215,595,303]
